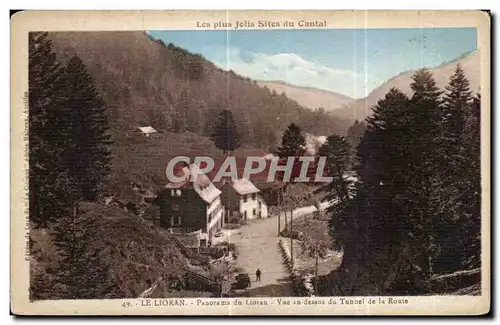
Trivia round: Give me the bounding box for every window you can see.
[170,189,181,196]
[243,195,247,203]
[172,204,179,211]
[253,208,256,216]
[170,216,181,226]
[252,193,256,200]
[176,189,182,196]
[170,190,175,196]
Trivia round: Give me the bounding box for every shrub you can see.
[215,242,239,260]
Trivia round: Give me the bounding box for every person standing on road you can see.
[256,268,262,282]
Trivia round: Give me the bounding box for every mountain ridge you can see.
[335,49,480,121]
[260,50,480,122]
[258,80,354,99]
[257,80,354,112]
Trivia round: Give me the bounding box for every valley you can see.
[28,29,483,301]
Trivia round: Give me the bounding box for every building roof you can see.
[262,153,278,160]
[138,126,158,134]
[229,178,260,195]
[166,164,221,204]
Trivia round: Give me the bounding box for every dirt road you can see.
[217,202,332,296]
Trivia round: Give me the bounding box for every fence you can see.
[278,239,314,297]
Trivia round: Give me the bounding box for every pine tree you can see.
[172,89,189,132]
[276,123,307,182]
[317,135,352,201]
[336,88,411,293]
[54,204,110,299]
[402,69,445,288]
[346,120,366,148]
[432,65,477,272]
[210,109,241,154]
[318,134,354,274]
[277,123,306,158]
[441,64,473,183]
[443,64,472,146]
[358,88,410,191]
[28,32,76,225]
[60,55,112,201]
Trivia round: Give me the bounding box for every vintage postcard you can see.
[11,10,491,316]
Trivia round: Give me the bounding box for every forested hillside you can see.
[48,32,348,148]
[30,202,187,300]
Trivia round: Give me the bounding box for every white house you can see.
[220,178,268,222]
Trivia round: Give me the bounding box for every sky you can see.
[148,28,477,99]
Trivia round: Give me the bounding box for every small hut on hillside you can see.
[137,126,158,137]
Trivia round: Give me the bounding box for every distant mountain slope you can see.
[258,81,354,112]
[258,80,354,112]
[333,50,480,121]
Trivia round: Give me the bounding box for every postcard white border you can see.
[10,10,491,316]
